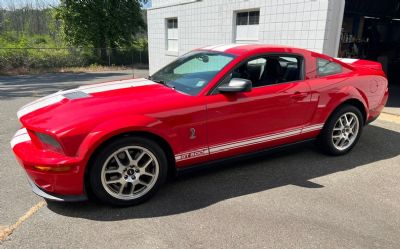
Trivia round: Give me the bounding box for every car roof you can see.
[198,44,310,56]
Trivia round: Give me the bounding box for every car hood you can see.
[18,78,185,133]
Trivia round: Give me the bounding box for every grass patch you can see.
[0,64,149,76]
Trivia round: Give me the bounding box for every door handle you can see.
[291,92,308,100]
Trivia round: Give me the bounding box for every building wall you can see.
[147,0,345,74]
[323,0,345,57]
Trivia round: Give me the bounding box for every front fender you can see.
[76,114,178,162]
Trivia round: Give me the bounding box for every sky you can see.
[1,0,152,9]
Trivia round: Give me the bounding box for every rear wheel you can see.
[318,105,364,156]
[89,136,168,206]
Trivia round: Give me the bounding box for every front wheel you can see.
[318,105,364,156]
[89,136,168,206]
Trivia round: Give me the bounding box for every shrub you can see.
[0,33,149,73]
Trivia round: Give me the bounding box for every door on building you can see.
[340,0,400,108]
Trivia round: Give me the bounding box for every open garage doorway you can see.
[339,0,400,113]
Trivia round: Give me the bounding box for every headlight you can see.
[35,132,64,154]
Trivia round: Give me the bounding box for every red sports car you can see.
[11,44,388,206]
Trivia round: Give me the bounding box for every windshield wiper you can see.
[153,79,167,85]
[147,75,164,84]
[147,76,175,90]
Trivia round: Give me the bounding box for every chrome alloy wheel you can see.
[101,146,159,200]
[331,112,360,151]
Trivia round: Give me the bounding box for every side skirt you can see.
[176,138,316,176]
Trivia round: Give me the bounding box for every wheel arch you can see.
[327,98,368,126]
[83,130,177,196]
[317,98,366,156]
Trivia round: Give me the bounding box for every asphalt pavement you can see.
[0,71,399,249]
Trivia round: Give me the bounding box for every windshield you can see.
[149,51,236,95]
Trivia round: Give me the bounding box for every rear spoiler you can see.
[336,58,383,71]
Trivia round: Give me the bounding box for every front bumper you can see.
[11,128,87,198]
[27,175,87,202]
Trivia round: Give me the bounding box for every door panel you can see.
[206,81,314,160]
[159,96,210,168]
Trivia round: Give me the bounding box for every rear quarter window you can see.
[317,58,343,76]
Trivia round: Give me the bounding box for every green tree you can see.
[56,0,146,62]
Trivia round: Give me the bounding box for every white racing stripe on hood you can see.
[14,127,28,137]
[17,78,155,119]
[17,94,65,119]
[78,78,155,94]
[10,128,31,148]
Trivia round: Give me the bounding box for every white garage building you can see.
[147,0,345,74]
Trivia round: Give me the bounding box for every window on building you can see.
[166,18,178,52]
[317,58,343,76]
[235,10,260,43]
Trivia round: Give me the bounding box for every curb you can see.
[382,111,400,117]
[378,112,400,124]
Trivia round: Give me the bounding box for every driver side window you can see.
[232,58,266,84]
[230,55,303,88]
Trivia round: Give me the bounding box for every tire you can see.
[317,105,364,156]
[89,136,168,206]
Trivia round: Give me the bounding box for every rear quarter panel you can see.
[306,54,388,126]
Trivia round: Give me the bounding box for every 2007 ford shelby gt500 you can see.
[11,44,388,206]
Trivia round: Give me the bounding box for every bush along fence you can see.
[0,47,149,73]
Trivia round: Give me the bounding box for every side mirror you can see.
[217,78,252,93]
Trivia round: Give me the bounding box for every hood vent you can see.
[62,91,91,100]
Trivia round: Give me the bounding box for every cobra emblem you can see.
[190,128,196,139]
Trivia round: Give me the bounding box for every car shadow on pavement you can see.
[0,71,135,99]
[47,125,400,220]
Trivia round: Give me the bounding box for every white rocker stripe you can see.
[10,128,31,148]
[302,123,324,133]
[175,147,209,162]
[17,78,155,118]
[209,129,302,154]
[175,123,325,162]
